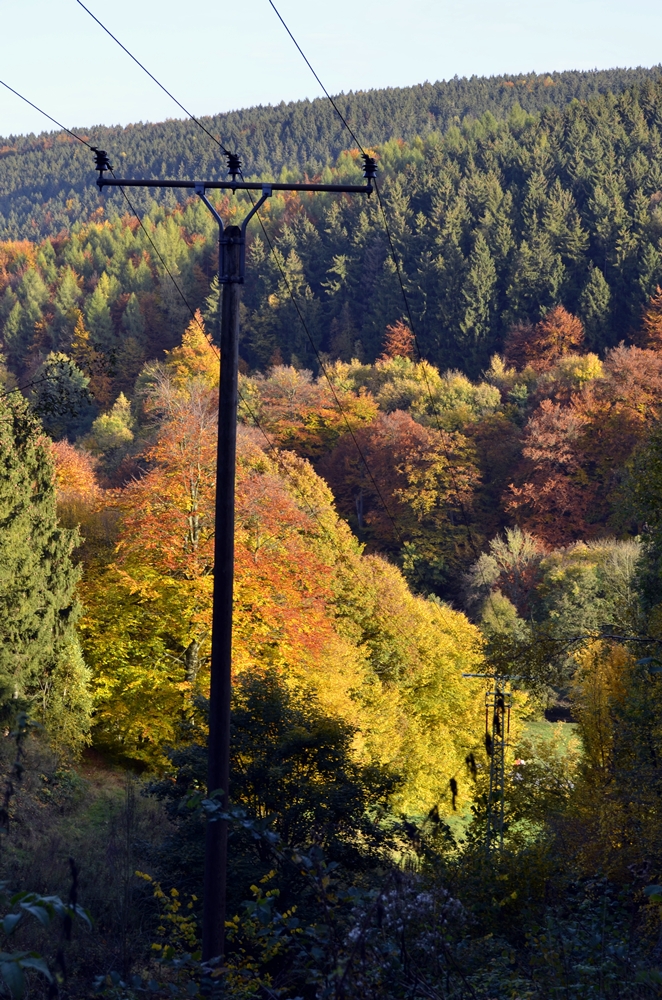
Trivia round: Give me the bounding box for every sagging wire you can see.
[73,1,412,564]
[0,80,94,148]
[74,0,230,155]
[0,78,366,587]
[265,0,484,563]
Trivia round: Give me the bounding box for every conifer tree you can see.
[460,232,498,373]
[579,265,612,351]
[121,291,146,343]
[0,395,90,752]
[85,279,115,350]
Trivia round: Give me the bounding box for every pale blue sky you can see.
[1,0,661,136]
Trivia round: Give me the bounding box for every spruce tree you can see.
[85,283,114,350]
[460,232,498,375]
[0,395,90,751]
[579,265,612,351]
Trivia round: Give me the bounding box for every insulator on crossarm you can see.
[226,153,241,181]
[361,153,377,194]
[92,148,112,173]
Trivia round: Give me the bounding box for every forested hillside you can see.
[4,76,662,398]
[5,69,662,997]
[0,64,659,239]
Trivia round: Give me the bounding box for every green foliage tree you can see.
[0,395,91,754]
[579,264,612,351]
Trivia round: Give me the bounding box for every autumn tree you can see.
[638,285,662,350]
[240,364,378,460]
[465,526,546,618]
[379,319,416,360]
[319,408,480,592]
[504,305,584,372]
[507,345,662,545]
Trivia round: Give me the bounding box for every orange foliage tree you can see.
[504,305,584,372]
[240,365,378,460]
[81,355,344,761]
[638,285,662,350]
[379,319,416,361]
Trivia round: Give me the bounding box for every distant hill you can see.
[0,66,660,239]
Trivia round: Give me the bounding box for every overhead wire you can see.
[0,77,365,584]
[0,80,94,148]
[74,0,229,155]
[265,0,486,564]
[264,0,523,722]
[75,0,412,560]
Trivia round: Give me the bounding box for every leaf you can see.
[1,914,21,936]
[72,904,92,929]
[0,961,25,1000]
[20,904,50,928]
[644,885,662,899]
[18,956,52,979]
[636,969,662,984]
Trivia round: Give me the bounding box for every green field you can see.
[523,720,580,751]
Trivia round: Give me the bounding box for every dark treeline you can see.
[0,65,660,239]
[6,76,662,396]
[240,77,662,374]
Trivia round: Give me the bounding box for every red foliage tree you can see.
[505,398,592,545]
[319,409,479,574]
[504,305,584,372]
[506,344,662,544]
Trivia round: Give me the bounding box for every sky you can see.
[1,0,662,137]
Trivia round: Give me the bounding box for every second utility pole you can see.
[93,148,376,962]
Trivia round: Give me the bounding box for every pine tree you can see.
[459,232,498,374]
[122,291,146,343]
[85,282,115,350]
[506,233,566,323]
[0,395,90,752]
[579,265,612,351]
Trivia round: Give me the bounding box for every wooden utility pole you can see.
[203,225,241,959]
[93,149,376,960]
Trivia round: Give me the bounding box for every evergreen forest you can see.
[2,66,662,999]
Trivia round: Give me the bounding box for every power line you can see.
[74,0,229,156]
[0,75,366,591]
[266,0,484,562]
[0,79,93,148]
[73,2,410,563]
[265,1,365,154]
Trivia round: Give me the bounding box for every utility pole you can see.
[484,683,511,851]
[93,148,376,961]
[463,673,513,853]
